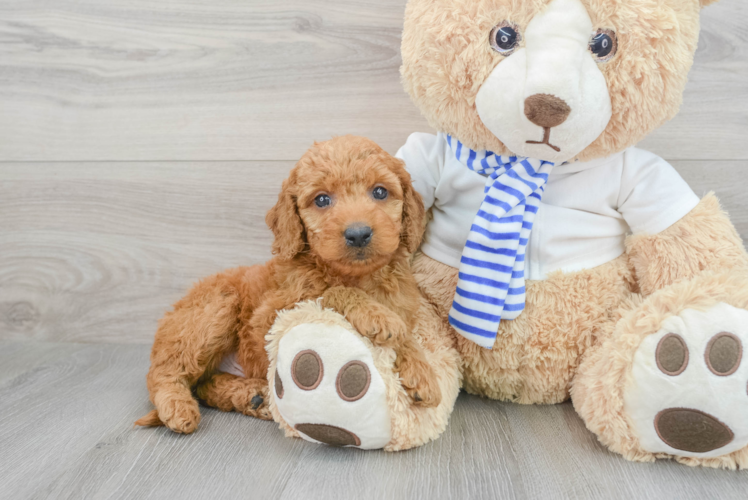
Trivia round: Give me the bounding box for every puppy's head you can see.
[266,136,425,276]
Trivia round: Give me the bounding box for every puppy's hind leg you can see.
[137,381,203,434]
[196,372,271,420]
[137,267,261,434]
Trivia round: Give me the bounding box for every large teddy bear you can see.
[266,0,748,469]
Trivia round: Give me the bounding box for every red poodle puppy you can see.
[136,136,440,434]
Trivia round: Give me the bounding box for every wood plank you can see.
[0,0,424,162]
[0,0,745,162]
[1,340,746,500]
[0,341,81,385]
[0,162,292,343]
[638,0,748,160]
[672,160,748,232]
[1,160,747,344]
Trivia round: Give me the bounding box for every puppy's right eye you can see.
[314,194,332,208]
[372,186,388,200]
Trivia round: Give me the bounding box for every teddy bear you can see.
[266,0,748,468]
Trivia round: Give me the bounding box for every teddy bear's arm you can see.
[625,193,748,296]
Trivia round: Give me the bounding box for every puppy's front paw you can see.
[397,352,441,408]
[351,309,407,347]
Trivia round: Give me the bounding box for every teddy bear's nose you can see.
[524,94,571,128]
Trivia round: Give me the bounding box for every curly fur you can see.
[414,251,635,404]
[136,136,438,433]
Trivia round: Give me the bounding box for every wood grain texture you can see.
[2,160,747,344]
[0,0,419,161]
[0,0,746,162]
[0,162,292,343]
[0,340,746,500]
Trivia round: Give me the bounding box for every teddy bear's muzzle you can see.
[474,0,612,163]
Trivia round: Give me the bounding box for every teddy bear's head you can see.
[401,0,718,163]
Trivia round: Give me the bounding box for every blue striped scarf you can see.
[446,135,554,349]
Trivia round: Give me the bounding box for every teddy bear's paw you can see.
[624,302,748,458]
[272,322,392,449]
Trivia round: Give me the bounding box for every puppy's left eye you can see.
[372,187,388,200]
[314,194,332,208]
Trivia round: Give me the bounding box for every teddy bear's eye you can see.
[490,22,521,55]
[589,29,618,62]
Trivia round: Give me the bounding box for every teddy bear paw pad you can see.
[273,322,391,449]
[624,303,748,458]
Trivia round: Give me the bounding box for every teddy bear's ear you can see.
[700,0,720,7]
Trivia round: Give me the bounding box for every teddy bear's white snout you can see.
[476,0,612,163]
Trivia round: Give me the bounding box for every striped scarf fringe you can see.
[446,135,554,349]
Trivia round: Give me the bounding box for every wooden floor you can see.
[1,340,748,500]
[1,0,748,498]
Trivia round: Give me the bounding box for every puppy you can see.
[136,136,440,434]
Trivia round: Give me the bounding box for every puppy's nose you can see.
[344,225,373,248]
[524,94,571,128]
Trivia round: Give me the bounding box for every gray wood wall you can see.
[1,0,747,344]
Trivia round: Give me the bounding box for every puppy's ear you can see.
[390,157,425,254]
[266,170,305,260]
[700,0,719,7]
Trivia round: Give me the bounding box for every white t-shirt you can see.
[396,132,700,281]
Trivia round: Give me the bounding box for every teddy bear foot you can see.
[573,272,748,468]
[265,300,461,451]
[624,302,748,461]
[269,318,392,449]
